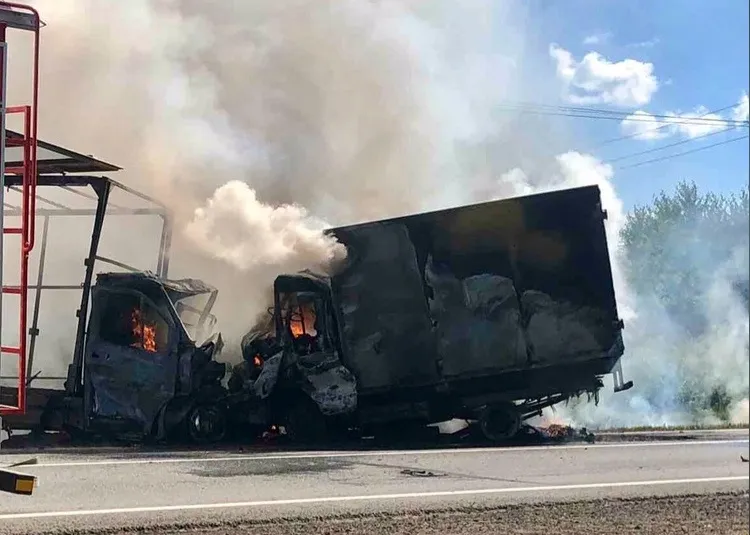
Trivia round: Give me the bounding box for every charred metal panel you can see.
[245,350,357,416]
[402,185,620,367]
[329,223,438,391]
[521,290,612,363]
[507,187,621,362]
[328,185,623,391]
[296,352,358,416]
[253,352,283,399]
[425,255,528,377]
[86,341,178,434]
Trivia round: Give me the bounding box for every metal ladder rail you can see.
[0,2,40,416]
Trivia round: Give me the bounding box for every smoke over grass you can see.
[480,158,747,428]
[3,1,747,426]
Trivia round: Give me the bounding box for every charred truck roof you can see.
[94,272,216,301]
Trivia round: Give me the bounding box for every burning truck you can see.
[222,184,633,443]
[5,183,632,445]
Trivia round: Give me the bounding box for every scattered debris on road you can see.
[400,469,438,477]
[449,421,597,446]
[0,458,37,496]
[539,424,597,444]
[741,455,748,463]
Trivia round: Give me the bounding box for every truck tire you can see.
[186,404,227,444]
[479,402,521,442]
[281,396,328,445]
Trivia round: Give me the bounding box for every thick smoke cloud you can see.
[2,1,746,427]
[5,0,549,367]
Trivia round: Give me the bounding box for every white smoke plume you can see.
[185,180,346,273]
[1,0,746,428]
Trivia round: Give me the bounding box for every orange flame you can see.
[289,303,317,338]
[131,308,158,353]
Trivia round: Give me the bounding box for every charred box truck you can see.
[227,184,632,443]
[8,184,631,445]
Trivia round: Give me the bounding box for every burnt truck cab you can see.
[56,272,228,442]
[228,272,357,441]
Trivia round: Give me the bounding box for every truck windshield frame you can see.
[276,291,332,355]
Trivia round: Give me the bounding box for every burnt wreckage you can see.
[0,130,231,444]
[79,273,227,442]
[6,179,632,444]
[226,184,633,443]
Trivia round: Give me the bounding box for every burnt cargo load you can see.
[232,184,631,442]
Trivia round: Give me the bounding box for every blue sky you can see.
[528,0,749,209]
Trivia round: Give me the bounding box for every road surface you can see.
[0,434,748,534]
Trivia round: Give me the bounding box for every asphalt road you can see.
[0,433,748,534]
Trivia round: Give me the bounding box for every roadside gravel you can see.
[39,492,749,535]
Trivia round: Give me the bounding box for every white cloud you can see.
[621,93,750,141]
[628,37,660,49]
[619,110,671,140]
[549,44,659,108]
[582,32,612,46]
[671,107,730,138]
[733,92,749,123]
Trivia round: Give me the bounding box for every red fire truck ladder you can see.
[0,3,41,417]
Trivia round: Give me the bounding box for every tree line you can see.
[620,180,749,421]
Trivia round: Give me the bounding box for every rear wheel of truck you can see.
[479,402,521,443]
[281,396,328,445]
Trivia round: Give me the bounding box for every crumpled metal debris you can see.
[401,469,438,477]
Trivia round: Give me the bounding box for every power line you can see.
[497,103,748,127]
[604,126,735,164]
[618,135,748,170]
[500,108,747,127]
[593,103,740,148]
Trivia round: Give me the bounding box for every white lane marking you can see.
[1,476,747,520]
[23,439,749,468]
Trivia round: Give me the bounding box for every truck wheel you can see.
[186,404,227,444]
[281,397,328,445]
[479,402,521,442]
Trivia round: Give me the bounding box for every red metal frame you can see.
[0,2,40,416]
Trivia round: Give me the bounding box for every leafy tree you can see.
[621,180,749,335]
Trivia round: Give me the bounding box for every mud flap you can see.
[612,359,634,393]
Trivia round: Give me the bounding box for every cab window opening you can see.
[98,291,170,354]
[279,291,329,354]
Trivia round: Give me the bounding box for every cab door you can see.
[275,288,357,417]
[84,288,179,435]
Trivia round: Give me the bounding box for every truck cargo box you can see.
[328,185,623,395]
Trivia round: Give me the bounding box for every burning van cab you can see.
[80,272,228,442]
